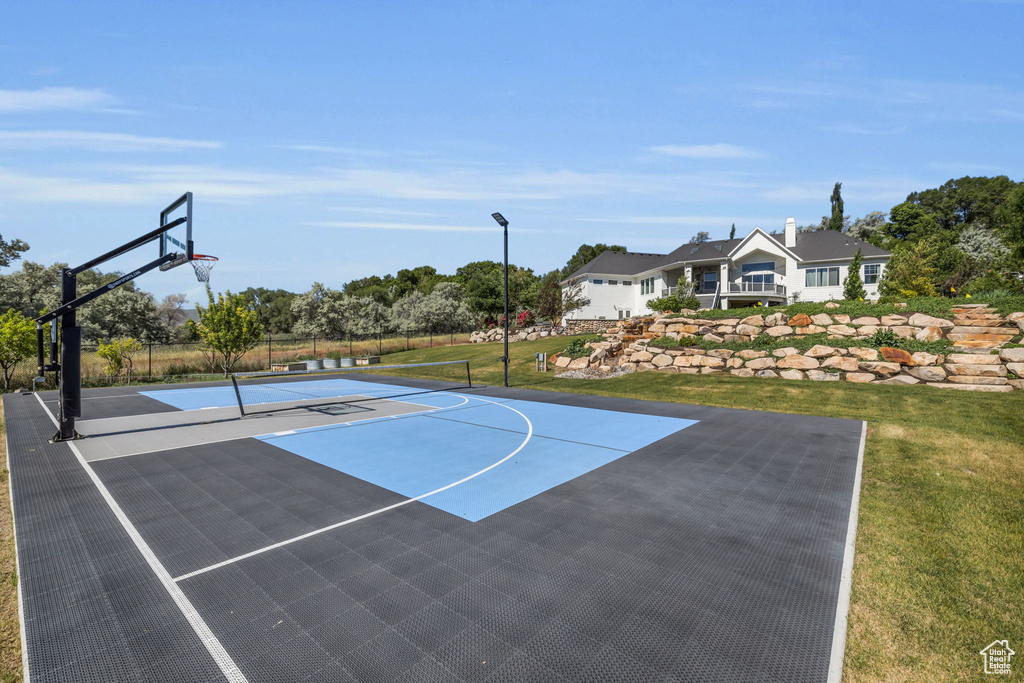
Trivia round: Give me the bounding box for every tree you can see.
[0,309,37,391]
[1007,185,1024,263]
[188,287,263,376]
[535,270,563,322]
[829,182,844,231]
[905,175,1018,232]
[0,234,29,268]
[240,288,296,334]
[878,241,938,298]
[846,211,887,242]
[689,232,711,244]
[96,337,143,385]
[561,277,590,319]
[842,249,866,300]
[559,244,626,279]
[390,290,426,335]
[155,293,189,330]
[729,224,736,240]
[418,282,474,335]
[0,261,63,317]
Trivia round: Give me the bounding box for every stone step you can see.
[929,383,1014,392]
[947,353,1001,364]
[951,304,992,311]
[949,325,1018,335]
[943,363,1007,377]
[946,333,1016,343]
[952,341,1006,349]
[947,375,1009,385]
[952,318,1006,326]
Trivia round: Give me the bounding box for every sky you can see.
[1,0,1022,303]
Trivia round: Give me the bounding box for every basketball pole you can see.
[491,212,510,388]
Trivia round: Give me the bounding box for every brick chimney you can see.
[784,217,796,248]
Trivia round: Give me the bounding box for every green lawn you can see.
[0,336,1021,682]
[385,335,1024,683]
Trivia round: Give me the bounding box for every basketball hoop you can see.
[191,254,218,283]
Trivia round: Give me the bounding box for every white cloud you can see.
[649,143,765,159]
[309,221,499,233]
[580,214,779,227]
[0,130,222,151]
[0,87,119,113]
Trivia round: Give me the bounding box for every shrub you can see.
[562,336,602,359]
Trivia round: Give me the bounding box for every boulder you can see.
[737,349,768,360]
[779,369,804,380]
[1007,362,1024,376]
[707,349,734,359]
[824,302,840,309]
[730,368,755,377]
[881,315,908,326]
[806,369,841,381]
[915,326,945,342]
[555,355,572,368]
[636,362,657,372]
[846,372,875,383]
[910,352,941,366]
[764,325,794,337]
[907,366,947,382]
[772,347,799,357]
[735,324,760,337]
[847,347,879,361]
[943,363,1007,377]
[589,348,607,363]
[673,355,696,367]
[859,361,903,377]
[857,326,882,336]
[879,347,916,365]
[745,357,778,370]
[777,354,820,370]
[703,333,725,343]
[890,326,917,338]
[907,313,954,329]
[852,316,881,325]
[929,383,1014,392]
[999,348,1024,363]
[811,313,833,326]
[631,351,654,362]
[832,314,852,323]
[676,367,701,374]
[1007,312,1024,323]
[788,313,813,327]
[948,353,1001,365]
[821,356,859,372]
[726,357,744,369]
[946,375,1008,385]
[894,302,908,308]
[651,353,674,367]
[619,362,637,373]
[826,325,857,336]
[723,334,749,343]
[794,325,827,335]
[698,356,726,368]
[648,323,667,334]
[875,375,920,385]
[700,367,722,374]
[805,344,841,358]
[754,369,779,378]
[715,325,736,334]
[739,314,764,327]
[657,366,680,374]
[764,313,788,326]
[567,357,590,370]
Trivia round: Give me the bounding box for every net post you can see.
[230,373,247,418]
[465,360,472,388]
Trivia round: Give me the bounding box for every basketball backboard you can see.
[159,192,193,270]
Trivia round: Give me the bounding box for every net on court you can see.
[230,359,473,417]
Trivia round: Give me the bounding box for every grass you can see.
[0,404,21,683]
[0,334,1020,682]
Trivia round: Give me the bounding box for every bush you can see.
[562,336,602,359]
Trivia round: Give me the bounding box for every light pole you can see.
[491,212,509,388]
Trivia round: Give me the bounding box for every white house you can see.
[561,218,891,319]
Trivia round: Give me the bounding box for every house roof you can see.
[789,229,890,261]
[564,228,891,279]
[564,250,668,280]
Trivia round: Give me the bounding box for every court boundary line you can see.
[33,393,249,683]
[827,420,867,683]
[172,395,534,583]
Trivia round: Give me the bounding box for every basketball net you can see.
[191,254,218,283]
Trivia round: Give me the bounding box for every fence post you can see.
[313,335,317,357]
[267,335,272,370]
[349,336,352,356]
[148,343,152,377]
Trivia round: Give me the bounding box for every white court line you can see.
[827,420,867,683]
[6,417,31,683]
[172,394,533,583]
[33,394,249,682]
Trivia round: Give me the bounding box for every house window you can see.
[864,264,880,284]
[741,261,775,273]
[640,277,655,295]
[593,279,604,285]
[805,267,840,287]
[617,310,631,319]
[702,271,717,290]
[608,280,618,285]
[622,280,633,286]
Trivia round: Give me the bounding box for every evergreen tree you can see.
[829,182,844,231]
[729,223,736,239]
[842,249,866,300]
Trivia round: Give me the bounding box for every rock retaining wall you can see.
[563,319,614,335]
[469,325,570,344]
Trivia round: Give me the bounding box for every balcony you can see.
[661,285,718,297]
[728,282,787,296]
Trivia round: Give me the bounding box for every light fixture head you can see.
[491,212,508,228]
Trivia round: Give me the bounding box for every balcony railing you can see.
[661,285,717,297]
[728,282,787,296]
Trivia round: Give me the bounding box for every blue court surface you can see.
[143,381,696,521]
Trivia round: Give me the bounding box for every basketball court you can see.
[6,368,865,682]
